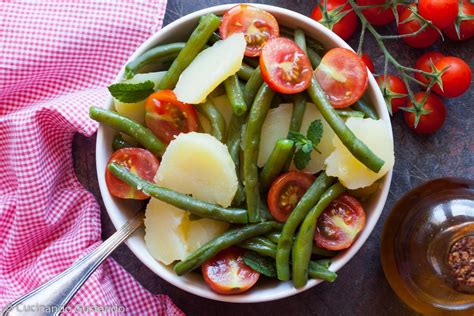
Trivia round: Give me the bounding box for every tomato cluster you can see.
[310,0,472,135]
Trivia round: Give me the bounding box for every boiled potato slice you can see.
[174,33,246,104]
[144,198,189,265]
[156,132,238,207]
[257,103,335,174]
[113,71,166,125]
[325,117,394,189]
[185,218,229,254]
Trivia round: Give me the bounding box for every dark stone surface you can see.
[72,1,473,315]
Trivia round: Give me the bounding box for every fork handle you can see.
[3,212,144,316]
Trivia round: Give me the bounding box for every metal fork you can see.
[2,212,144,316]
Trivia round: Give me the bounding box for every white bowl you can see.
[96,3,393,303]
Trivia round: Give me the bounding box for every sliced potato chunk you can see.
[325,117,394,189]
[174,33,246,104]
[156,132,238,207]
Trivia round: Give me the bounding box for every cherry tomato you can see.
[418,0,458,29]
[314,193,366,251]
[414,51,445,86]
[360,53,375,73]
[267,171,315,222]
[357,0,395,26]
[105,148,159,200]
[314,48,368,108]
[442,0,474,41]
[310,0,358,40]
[202,247,260,295]
[376,75,408,113]
[260,37,313,94]
[145,90,198,144]
[397,6,440,48]
[403,92,446,134]
[432,56,472,98]
[220,4,279,57]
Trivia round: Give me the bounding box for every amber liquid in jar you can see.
[381,178,474,315]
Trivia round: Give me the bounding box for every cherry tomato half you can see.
[145,90,198,144]
[260,37,313,94]
[315,48,368,108]
[432,56,472,98]
[310,0,358,40]
[376,75,408,113]
[314,193,366,251]
[418,0,458,29]
[220,4,279,57]
[403,92,446,134]
[267,171,315,222]
[105,148,159,200]
[414,51,445,86]
[357,0,395,26]
[397,6,440,48]
[442,0,474,41]
[360,53,375,73]
[202,247,260,295]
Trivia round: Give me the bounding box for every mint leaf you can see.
[301,142,313,154]
[288,131,307,144]
[307,120,323,146]
[108,80,154,103]
[294,148,311,170]
[243,251,276,278]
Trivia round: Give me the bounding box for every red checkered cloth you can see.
[0,1,183,315]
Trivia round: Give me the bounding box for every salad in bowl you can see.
[92,3,394,302]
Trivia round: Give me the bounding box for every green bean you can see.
[158,14,221,89]
[227,113,246,206]
[336,109,365,119]
[197,100,226,142]
[280,27,325,55]
[259,198,274,221]
[260,139,295,192]
[353,98,379,120]
[124,43,186,79]
[294,29,307,54]
[289,93,307,133]
[268,232,337,257]
[174,221,282,275]
[108,163,248,224]
[112,134,134,151]
[244,83,275,223]
[239,236,277,258]
[224,74,247,116]
[307,47,322,69]
[237,63,254,81]
[243,66,264,106]
[308,78,385,173]
[292,182,346,288]
[316,258,331,268]
[276,172,334,281]
[308,260,337,282]
[89,107,165,157]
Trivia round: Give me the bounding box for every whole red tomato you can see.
[403,92,446,134]
[442,0,474,41]
[311,0,358,40]
[376,75,408,113]
[414,51,445,86]
[361,53,375,73]
[357,0,395,26]
[432,56,472,98]
[397,6,440,48]
[418,0,458,28]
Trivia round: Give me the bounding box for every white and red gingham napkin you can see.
[0,1,183,314]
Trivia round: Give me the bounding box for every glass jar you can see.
[381,177,474,315]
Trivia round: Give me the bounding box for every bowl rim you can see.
[95,3,393,303]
